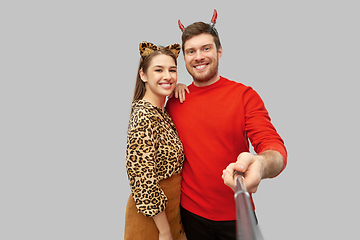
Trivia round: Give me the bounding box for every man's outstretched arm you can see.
[222,150,284,192]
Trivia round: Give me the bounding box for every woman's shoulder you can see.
[131,100,152,114]
[129,100,161,128]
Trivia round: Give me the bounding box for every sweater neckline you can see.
[190,76,225,90]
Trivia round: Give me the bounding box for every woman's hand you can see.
[159,231,173,240]
[168,83,190,103]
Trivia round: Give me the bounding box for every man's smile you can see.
[194,63,209,70]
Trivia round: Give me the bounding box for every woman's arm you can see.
[153,211,173,240]
[168,83,190,103]
[127,109,173,239]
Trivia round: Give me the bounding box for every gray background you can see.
[1,0,359,239]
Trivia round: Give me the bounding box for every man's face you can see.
[183,33,222,86]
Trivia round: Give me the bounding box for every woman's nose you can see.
[163,70,171,79]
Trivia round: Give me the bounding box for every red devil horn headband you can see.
[210,9,218,27]
[178,20,185,32]
[178,9,218,32]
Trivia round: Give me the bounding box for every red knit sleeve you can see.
[243,87,287,172]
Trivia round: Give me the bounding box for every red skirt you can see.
[124,174,185,240]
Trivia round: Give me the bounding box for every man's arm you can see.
[255,150,284,179]
[222,150,284,192]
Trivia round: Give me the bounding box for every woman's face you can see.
[140,54,177,99]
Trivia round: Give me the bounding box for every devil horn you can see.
[211,9,218,25]
[178,20,185,32]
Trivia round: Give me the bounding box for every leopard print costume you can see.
[126,100,184,217]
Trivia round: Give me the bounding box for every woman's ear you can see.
[139,68,147,83]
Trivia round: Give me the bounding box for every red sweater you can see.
[166,76,287,221]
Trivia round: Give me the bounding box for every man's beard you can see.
[192,69,217,83]
[187,60,219,84]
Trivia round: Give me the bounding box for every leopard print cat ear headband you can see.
[139,42,181,60]
[178,9,218,32]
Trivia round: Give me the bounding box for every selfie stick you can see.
[234,171,264,240]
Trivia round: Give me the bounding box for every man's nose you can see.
[194,50,204,61]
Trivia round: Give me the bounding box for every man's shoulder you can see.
[220,76,253,91]
[165,97,181,116]
[165,96,179,108]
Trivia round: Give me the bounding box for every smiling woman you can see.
[140,54,178,108]
[124,42,187,240]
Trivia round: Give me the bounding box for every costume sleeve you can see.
[126,112,167,217]
[243,87,287,172]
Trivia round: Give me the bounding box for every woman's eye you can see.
[155,69,162,72]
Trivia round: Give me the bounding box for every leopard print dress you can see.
[125,100,185,240]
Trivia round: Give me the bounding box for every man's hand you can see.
[222,150,284,193]
[222,152,262,192]
[168,83,190,103]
